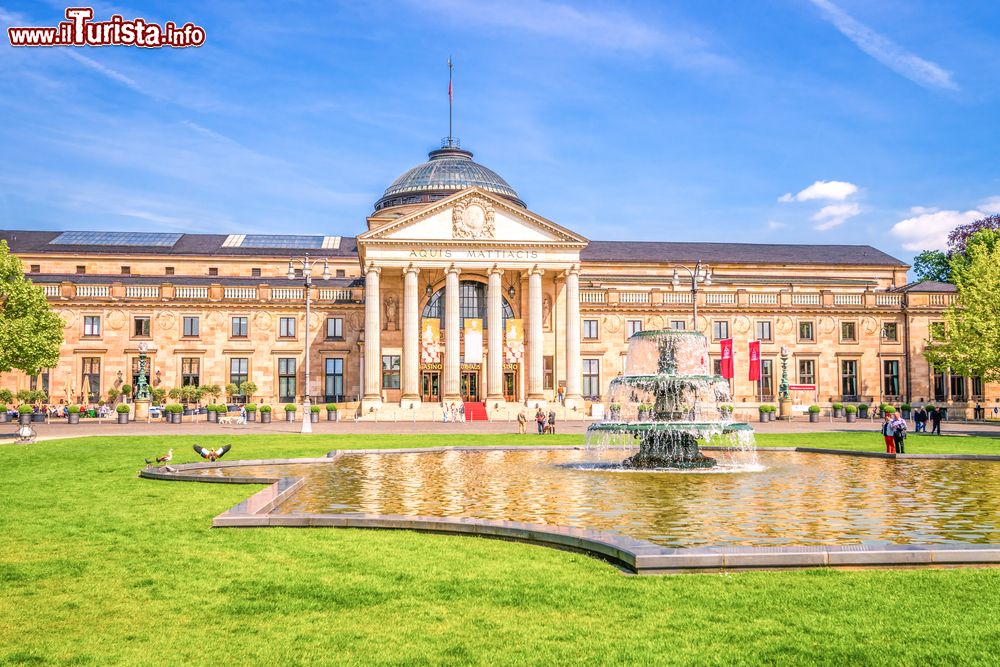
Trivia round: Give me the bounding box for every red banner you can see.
[748,340,761,381]
[719,339,734,379]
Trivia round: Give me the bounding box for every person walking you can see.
[930,407,942,435]
[914,406,926,433]
[535,408,546,434]
[517,410,526,434]
[881,413,896,454]
[557,385,566,406]
[547,409,557,434]
[891,414,907,454]
[458,403,465,423]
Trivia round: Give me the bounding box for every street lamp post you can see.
[671,261,712,331]
[287,255,331,434]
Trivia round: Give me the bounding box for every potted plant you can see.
[832,402,844,418]
[758,405,769,423]
[150,387,167,406]
[808,405,821,423]
[609,403,622,420]
[883,405,896,415]
[284,404,297,421]
[719,404,734,419]
[115,403,130,424]
[245,402,257,422]
[65,404,80,424]
[17,403,33,425]
[202,384,221,404]
[120,384,132,401]
[326,403,338,421]
[239,381,258,405]
[259,404,272,423]
[0,403,8,424]
[107,387,120,405]
[901,403,912,419]
[310,404,320,423]
[166,403,183,424]
[858,403,869,419]
[225,383,240,404]
[637,403,651,421]
[845,404,857,423]
[769,405,777,421]
[206,403,220,423]
[0,389,11,423]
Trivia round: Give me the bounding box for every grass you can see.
[2,432,1000,665]
[757,431,1000,455]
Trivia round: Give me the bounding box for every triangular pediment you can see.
[358,188,588,246]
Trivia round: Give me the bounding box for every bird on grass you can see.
[193,443,232,461]
[144,448,173,467]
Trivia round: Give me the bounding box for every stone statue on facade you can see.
[384,293,399,331]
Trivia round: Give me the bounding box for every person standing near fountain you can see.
[535,408,546,434]
[881,413,896,454]
[891,414,907,454]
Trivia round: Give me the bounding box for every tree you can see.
[0,240,63,375]
[948,214,1000,254]
[912,250,951,283]
[925,229,1000,383]
[239,380,258,401]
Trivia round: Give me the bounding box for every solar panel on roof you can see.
[50,231,182,247]
[239,235,325,249]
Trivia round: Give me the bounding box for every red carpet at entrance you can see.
[463,402,488,421]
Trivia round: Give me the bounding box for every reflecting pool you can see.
[194,449,1000,549]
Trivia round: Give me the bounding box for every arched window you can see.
[422,281,514,328]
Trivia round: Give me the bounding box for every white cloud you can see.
[779,179,858,203]
[812,202,861,231]
[766,220,786,230]
[63,50,150,96]
[808,0,957,91]
[890,209,983,251]
[978,196,1000,214]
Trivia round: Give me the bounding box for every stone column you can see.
[362,265,382,410]
[487,267,504,402]
[401,266,420,404]
[564,266,582,408]
[443,266,462,401]
[527,267,545,402]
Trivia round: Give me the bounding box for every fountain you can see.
[587,330,755,469]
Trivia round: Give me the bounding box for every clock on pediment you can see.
[452,197,495,240]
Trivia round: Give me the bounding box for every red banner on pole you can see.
[719,339,734,379]
[748,340,761,381]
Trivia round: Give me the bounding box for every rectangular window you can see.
[883,360,900,398]
[83,315,101,337]
[798,321,814,342]
[30,370,50,396]
[950,373,966,401]
[121,265,130,275]
[326,317,344,340]
[278,358,297,403]
[841,360,858,400]
[182,316,199,337]
[627,319,643,337]
[229,358,249,388]
[840,321,857,343]
[755,321,772,341]
[670,320,687,331]
[133,316,151,338]
[76,265,86,274]
[712,359,723,376]
[933,368,947,402]
[231,316,248,338]
[543,356,554,390]
[798,359,815,385]
[583,319,599,340]
[882,322,898,342]
[81,357,100,398]
[758,359,774,400]
[30,264,40,273]
[381,355,400,389]
[336,269,346,278]
[165,266,175,276]
[208,267,219,276]
[324,358,345,402]
[251,267,261,278]
[279,317,296,338]
[972,376,984,399]
[930,321,946,341]
[582,359,600,399]
[181,358,200,386]
[712,320,729,340]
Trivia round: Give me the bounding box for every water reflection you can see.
[195,450,1000,548]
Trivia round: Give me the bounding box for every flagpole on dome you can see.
[447,56,455,148]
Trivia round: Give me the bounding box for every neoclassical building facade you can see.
[1,142,988,418]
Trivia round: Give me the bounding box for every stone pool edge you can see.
[138,445,1000,575]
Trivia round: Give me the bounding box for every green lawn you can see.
[3,433,1000,665]
[758,431,1000,455]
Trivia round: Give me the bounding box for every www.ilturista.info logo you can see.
[7,7,206,48]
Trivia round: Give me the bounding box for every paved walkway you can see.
[5,415,1000,440]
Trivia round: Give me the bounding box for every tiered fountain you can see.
[587,330,756,469]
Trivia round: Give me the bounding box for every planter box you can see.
[285,412,295,422]
[117,413,129,424]
[19,414,32,426]
[183,408,194,416]
[31,413,45,423]
[0,412,9,423]
[833,408,844,418]
[759,413,768,423]
[247,412,256,422]
[326,410,337,421]
[846,414,857,423]
[67,413,80,425]
[310,412,319,423]
[207,411,218,423]
[902,409,911,419]
[859,408,869,419]
[170,413,182,424]
[809,413,819,423]
[768,412,776,422]
[261,412,272,423]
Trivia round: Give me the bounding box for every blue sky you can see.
[1,0,998,264]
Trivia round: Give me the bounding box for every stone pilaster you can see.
[527,267,545,402]
[362,265,382,410]
[564,266,582,408]
[487,267,504,401]
[443,266,462,401]
[401,266,420,403]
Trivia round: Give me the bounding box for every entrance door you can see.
[421,372,440,403]
[461,371,479,402]
[503,371,518,403]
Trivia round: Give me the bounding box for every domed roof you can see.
[375,143,524,211]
